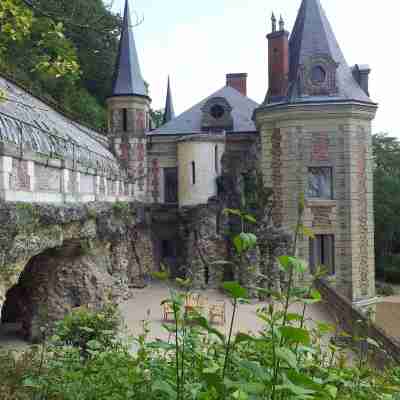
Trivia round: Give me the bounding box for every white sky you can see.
[110,0,399,136]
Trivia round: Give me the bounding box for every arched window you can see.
[215,145,219,174]
[191,161,196,185]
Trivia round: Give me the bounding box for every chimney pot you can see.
[226,73,248,96]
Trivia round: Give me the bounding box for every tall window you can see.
[309,235,335,275]
[308,167,333,199]
[164,167,178,204]
[122,108,128,132]
[191,161,196,185]
[215,145,219,174]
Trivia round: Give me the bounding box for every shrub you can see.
[53,301,121,355]
[379,255,400,284]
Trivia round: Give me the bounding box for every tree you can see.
[150,109,165,129]
[0,0,80,81]
[0,0,125,130]
[372,133,400,271]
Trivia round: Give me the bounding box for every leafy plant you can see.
[2,205,400,400]
[52,300,121,356]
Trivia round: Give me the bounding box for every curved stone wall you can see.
[177,135,225,206]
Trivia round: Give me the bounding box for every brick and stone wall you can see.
[107,95,150,203]
[256,103,377,301]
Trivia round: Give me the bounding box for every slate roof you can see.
[0,76,119,171]
[111,0,147,97]
[162,77,175,125]
[150,86,259,135]
[282,0,372,105]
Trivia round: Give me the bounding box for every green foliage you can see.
[0,0,121,130]
[2,208,400,399]
[373,133,400,281]
[378,255,400,283]
[53,301,121,355]
[150,108,165,129]
[112,200,131,219]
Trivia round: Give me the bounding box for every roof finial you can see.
[279,15,285,31]
[271,13,277,32]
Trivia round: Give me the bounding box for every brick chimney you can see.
[267,14,289,101]
[226,73,247,96]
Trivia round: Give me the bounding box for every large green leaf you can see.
[223,281,248,299]
[152,380,177,399]
[191,315,225,343]
[275,347,298,369]
[279,326,311,345]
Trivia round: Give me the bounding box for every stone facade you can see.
[255,104,377,301]
[107,95,151,203]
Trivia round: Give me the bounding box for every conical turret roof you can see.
[162,77,175,125]
[112,0,147,97]
[287,0,371,103]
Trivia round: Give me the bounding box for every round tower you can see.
[107,0,151,202]
[256,1,378,302]
[177,134,225,207]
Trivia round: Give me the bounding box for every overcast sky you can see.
[110,0,398,136]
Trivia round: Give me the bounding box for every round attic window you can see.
[311,66,326,84]
[210,104,225,119]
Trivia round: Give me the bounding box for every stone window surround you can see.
[307,165,334,200]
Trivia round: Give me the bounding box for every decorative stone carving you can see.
[10,159,30,191]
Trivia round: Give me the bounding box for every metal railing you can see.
[0,110,132,183]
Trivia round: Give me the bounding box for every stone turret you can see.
[255,0,378,302]
[107,0,151,201]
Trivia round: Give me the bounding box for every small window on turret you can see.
[122,108,128,132]
[191,161,196,185]
[215,145,219,174]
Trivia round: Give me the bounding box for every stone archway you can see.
[1,240,126,342]
[0,202,156,343]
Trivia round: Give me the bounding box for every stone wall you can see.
[316,279,400,364]
[0,202,155,341]
[177,205,227,289]
[0,145,134,204]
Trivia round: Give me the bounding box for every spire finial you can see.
[279,15,285,31]
[162,76,175,125]
[271,13,277,32]
[111,0,147,97]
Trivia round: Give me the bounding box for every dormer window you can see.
[300,55,339,96]
[201,97,233,132]
[210,104,225,119]
[311,66,326,84]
